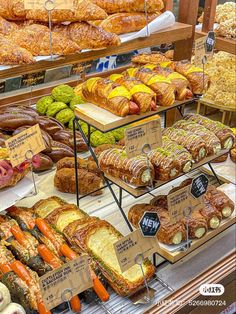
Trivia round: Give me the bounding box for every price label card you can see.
[24,0,75,10]
[205,31,215,54]
[167,185,204,223]
[39,256,93,311]
[114,229,159,272]
[5,124,46,167]
[194,36,207,66]
[21,71,45,87]
[125,117,162,158]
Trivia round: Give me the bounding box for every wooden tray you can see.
[198,98,236,112]
[105,150,229,197]
[74,99,195,132]
[157,210,235,263]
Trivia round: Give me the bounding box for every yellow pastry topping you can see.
[160,61,172,68]
[129,84,153,96]
[186,66,203,75]
[144,63,156,70]
[168,72,187,81]
[109,74,123,82]
[0,148,9,160]
[86,77,101,93]
[126,68,138,77]
[107,86,131,100]
[210,217,220,229]
[147,75,171,86]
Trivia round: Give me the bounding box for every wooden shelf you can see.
[75,98,196,132]
[104,150,229,198]
[198,98,236,112]
[0,22,192,80]
[195,31,236,55]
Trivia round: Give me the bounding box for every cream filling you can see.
[224,138,233,150]
[141,169,151,183]
[170,168,178,177]
[222,206,232,218]
[195,227,206,238]
[199,147,206,159]
[172,232,182,244]
[210,217,220,229]
[183,161,192,173]
[213,144,222,155]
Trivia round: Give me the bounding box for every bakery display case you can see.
[0,1,235,314]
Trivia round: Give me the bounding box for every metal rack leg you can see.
[119,187,123,207]
[208,162,222,185]
[177,105,184,117]
[73,118,80,206]
[163,111,167,128]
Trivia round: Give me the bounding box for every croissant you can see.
[0,0,26,20]
[98,148,154,186]
[184,114,235,150]
[175,62,210,94]
[148,148,181,181]
[90,0,164,13]
[134,68,175,106]
[110,74,156,112]
[128,204,186,245]
[0,35,34,65]
[132,52,174,68]
[144,64,193,100]
[25,0,108,22]
[7,24,80,56]
[100,13,159,35]
[173,120,222,156]
[82,77,140,116]
[162,136,194,173]
[200,199,222,229]
[53,22,120,49]
[0,16,19,35]
[54,168,103,195]
[163,127,207,162]
[205,185,234,218]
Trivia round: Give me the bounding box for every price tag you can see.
[114,229,159,273]
[5,124,46,167]
[194,36,207,66]
[39,256,93,311]
[139,212,160,237]
[167,185,204,223]
[205,31,215,55]
[125,117,162,158]
[191,174,209,199]
[21,71,45,88]
[24,0,74,10]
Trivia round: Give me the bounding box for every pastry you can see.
[131,52,174,66]
[53,22,120,49]
[205,185,234,218]
[183,210,208,239]
[128,204,186,245]
[163,127,207,162]
[46,141,74,163]
[150,195,168,208]
[110,74,156,112]
[230,147,236,163]
[100,13,159,35]
[54,168,103,195]
[200,199,222,229]
[173,120,222,155]
[148,147,181,181]
[0,0,26,20]
[36,116,64,135]
[212,153,228,163]
[0,16,18,35]
[98,148,154,186]
[33,196,67,218]
[184,114,235,149]
[8,24,81,56]
[51,129,87,152]
[175,62,210,94]
[90,0,164,13]
[0,35,34,65]
[25,0,108,22]
[162,136,194,173]
[88,144,124,160]
[82,77,140,116]
[0,112,36,131]
[56,157,100,176]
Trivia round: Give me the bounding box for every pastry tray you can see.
[104,149,229,198]
[74,98,196,132]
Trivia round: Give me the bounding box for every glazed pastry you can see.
[46,141,74,163]
[82,77,140,116]
[150,195,168,208]
[1,105,39,118]
[128,204,186,245]
[7,24,81,56]
[56,157,100,176]
[110,74,156,112]
[173,120,222,156]
[51,129,87,152]
[25,0,108,22]
[132,52,175,68]
[184,114,235,150]
[0,35,34,65]
[163,127,207,162]
[32,153,53,172]
[148,148,181,181]
[133,68,175,106]
[0,112,36,131]
[184,210,208,239]
[162,136,194,173]
[36,116,64,135]
[200,199,222,229]
[0,16,18,35]
[53,22,120,49]
[144,64,193,100]
[54,168,103,195]
[90,0,164,13]
[100,13,159,35]
[205,185,234,218]
[175,62,210,94]
[230,147,236,163]
[212,153,228,163]
[98,148,154,186]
